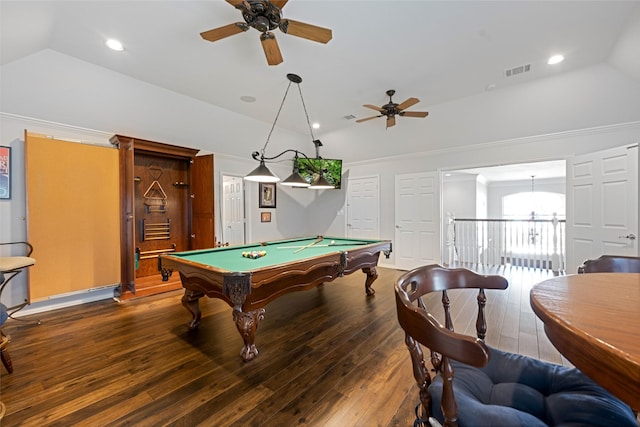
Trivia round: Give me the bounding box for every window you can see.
[503,191,565,220]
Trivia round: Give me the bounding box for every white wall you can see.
[442,174,478,219]
[476,176,488,219]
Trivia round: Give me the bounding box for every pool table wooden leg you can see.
[363,266,378,296]
[233,308,265,362]
[181,289,204,330]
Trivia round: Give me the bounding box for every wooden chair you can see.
[0,337,11,373]
[395,264,637,427]
[0,241,36,374]
[577,254,640,273]
[0,242,36,317]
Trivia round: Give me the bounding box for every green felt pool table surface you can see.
[166,237,385,271]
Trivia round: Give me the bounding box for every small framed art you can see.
[261,212,271,222]
[259,182,276,208]
[0,146,10,199]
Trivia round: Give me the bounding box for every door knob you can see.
[618,233,637,240]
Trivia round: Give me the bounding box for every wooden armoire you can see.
[110,135,215,299]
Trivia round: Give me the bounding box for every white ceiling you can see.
[2,1,638,134]
[1,1,639,180]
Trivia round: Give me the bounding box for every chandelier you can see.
[244,73,334,189]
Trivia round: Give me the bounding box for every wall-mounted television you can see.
[296,158,342,189]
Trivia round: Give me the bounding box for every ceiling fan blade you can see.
[363,104,384,112]
[396,97,420,111]
[400,111,429,118]
[386,116,396,128]
[260,32,283,66]
[226,0,247,8]
[280,19,332,44]
[270,0,289,8]
[200,23,248,42]
[355,115,382,123]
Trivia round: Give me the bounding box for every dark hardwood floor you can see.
[0,265,562,426]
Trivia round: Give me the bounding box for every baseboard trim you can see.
[11,285,118,317]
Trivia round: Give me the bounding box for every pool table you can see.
[159,236,392,361]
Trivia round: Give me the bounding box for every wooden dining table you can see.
[530,273,640,411]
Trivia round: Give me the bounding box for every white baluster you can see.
[551,212,560,273]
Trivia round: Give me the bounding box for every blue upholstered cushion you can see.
[0,303,8,326]
[428,346,637,427]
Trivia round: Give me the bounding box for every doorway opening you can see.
[220,174,246,247]
[442,160,566,272]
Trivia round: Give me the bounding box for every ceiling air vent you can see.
[505,64,531,78]
[343,114,356,120]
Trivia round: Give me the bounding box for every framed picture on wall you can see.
[259,182,276,208]
[261,212,271,222]
[0,146,10,199]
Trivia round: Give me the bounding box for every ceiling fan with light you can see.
[356,90,429,129]
[200,0,332,66]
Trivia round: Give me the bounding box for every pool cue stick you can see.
[279,241,370,249]
[293,236,324,253]
[278,244,329,249]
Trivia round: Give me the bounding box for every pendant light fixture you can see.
[280,151,310,187]
[309,174,334,189]
[244,74,336,189]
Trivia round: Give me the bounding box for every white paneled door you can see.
[346,176,380,239]
[394,172,440,270]
[222,175,245,246]
[566,144,638,273]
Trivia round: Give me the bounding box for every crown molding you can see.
[1,112,113,145]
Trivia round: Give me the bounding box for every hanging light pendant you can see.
[244,74,299,183]
[244,74,331,187]
[281,171,310,187]
[244,159,280,182]
[281,153,310,187]
[309,173,334,189]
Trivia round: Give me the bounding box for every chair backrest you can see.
[394,265,508,426]
[577,255,640,273]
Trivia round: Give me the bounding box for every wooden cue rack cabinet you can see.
[110,135,215,300]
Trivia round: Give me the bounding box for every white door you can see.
[347,176,380,239]
[566,144,638,273]
[394,172,440,270]
[222,175,245,246]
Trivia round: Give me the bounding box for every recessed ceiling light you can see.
[547,54,564,65]
[240,95,256,103]
[312,122,320,129]
[106,38,124,51]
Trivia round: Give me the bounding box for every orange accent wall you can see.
[25,132,120,300]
